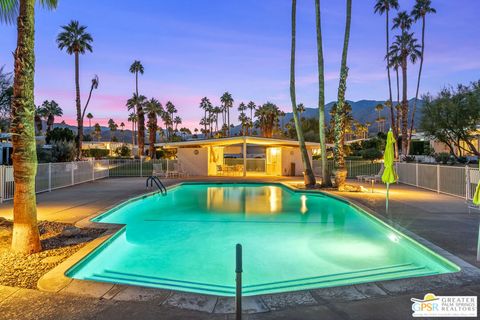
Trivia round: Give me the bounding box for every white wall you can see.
[281,147,313,176]
[177,147,208,176]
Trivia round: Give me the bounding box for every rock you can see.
[61,226,81,237]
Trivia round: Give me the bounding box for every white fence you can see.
[0,160,110,202]
[1,159,478,203]
[396,162,479,200]
[312,160,383,178]
[312,160,478,201]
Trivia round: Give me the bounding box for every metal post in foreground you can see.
[235,243,242,320]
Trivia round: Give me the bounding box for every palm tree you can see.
[56,20,93,159]
[247,101,256,124]
[144,98,162,158]
[173,116,182,132]
[120,122,125,140]
[332,0,352,189]
[1,0,57,253]
[127,112,137,146]
[393,10,413,31]
[238,112,248,136]
[126,93,146,151]
[213,106,221,134]
[81,75,98,129]
[165,101,177,137]
[408,0,435,154]
[34,105,44,136]
[389,49,402,155]
[86,112,93,130]
[220,92,233,136]
[199,97,212,137]
[315,0,330,187]
[375,103,384,132]
[129,60,145,155]
[388,31,421,154]
[93,122,101,141]
[374,0,399,139]
[42,100,62,134]
[290,0,316,187]
[107,118,117,141]
[365,121,372,137]
[296,103,305,118]
[255,102,281,138]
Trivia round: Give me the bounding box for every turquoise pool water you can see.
[67,183,459,296]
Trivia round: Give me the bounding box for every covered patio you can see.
[156,136,324,177]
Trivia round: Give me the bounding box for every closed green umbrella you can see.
[382,129,398,212]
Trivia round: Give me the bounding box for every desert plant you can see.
[434,152,451,164]
[51,140,77,162]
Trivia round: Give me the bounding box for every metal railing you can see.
[396,162,477,200]
[312,160,382,178]
[1,159,478,203]
[0,160,110,202]
[108,159,178,177]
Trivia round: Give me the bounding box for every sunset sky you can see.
[0,0,479,129]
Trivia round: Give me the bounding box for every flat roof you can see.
[155,136,330,148]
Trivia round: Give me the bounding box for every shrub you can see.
[46,127,75,144]
[361,148,382,162]
[37,146,53,163]
[434,152,451,165]
[402,155,416,163]
[51,140,77,162]
[83,148,109,159]
[114,145,131,157]
[457,156,468,164]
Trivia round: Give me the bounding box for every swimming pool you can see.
[67,183,460,296]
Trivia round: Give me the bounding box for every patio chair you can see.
[358,165,384,183]
[167,163,180,178]
[467,200,480,214]
[152,163,167,178]
[235,164,244,176]
[177,162,188,177]
[216,165,224,176]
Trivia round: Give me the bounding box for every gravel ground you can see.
[0,218,105,289]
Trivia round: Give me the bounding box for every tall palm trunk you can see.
[395,67,400,157]
[401,57,408,155]
[74,51,83,159]
[227,108,230,137]
[290,0,316,187]
[315,0,330,187]
[11,0,41,254]
[47,114,54,134]
[149,115,157,159]
[385,9,397,141]
[135,72,144,156]
[408,15,426,154]
[34,114,42,135]
[131,121,135,146]
[333,0,352,189]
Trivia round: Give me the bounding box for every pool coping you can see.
[37,181,480,314]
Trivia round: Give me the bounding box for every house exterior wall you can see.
[177,147,208,176]
[281,147,313,176]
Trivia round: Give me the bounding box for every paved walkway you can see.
[332,180,479,267]
[1,177,479,319]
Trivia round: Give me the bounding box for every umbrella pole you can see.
[386,183,389,213]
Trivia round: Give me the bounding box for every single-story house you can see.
[81,141,134,156]
[155,136,329,177]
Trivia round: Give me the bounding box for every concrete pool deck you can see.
[1,177,480,319]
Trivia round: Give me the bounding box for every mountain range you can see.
[49,99,424,142]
